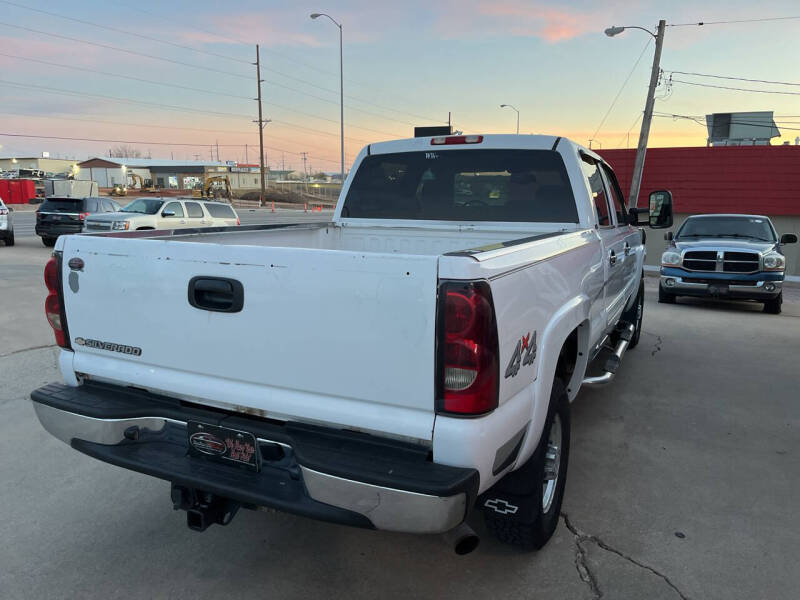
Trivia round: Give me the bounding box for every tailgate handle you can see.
[188,277,244,313]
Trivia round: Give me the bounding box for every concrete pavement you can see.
[1,228,798,599]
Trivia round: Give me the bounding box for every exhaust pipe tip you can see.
[443,522,480,555]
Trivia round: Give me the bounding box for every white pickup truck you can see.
[32,134,672,554]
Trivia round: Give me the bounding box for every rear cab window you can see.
[340,149,579,223]
[204,203,236,219]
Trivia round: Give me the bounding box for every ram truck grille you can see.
[682,250,760,273]
[722,251,759,273]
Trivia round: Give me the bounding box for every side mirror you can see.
[648,190,673,229]
[7,206,13,212]
[161,210,176,217]
[781,233,798,244]
[664,231,673,241]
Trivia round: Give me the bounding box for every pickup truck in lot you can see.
[31,134,672,554]
[660,214,797,313]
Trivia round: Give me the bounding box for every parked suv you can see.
[36,196,121,247]
[83,198,240,232]
[0,196,14,246]
[659,214,797,313]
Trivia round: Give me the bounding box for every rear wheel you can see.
[482,378,570,551]
[4,232,13,246]
[658,285,675,304]
[42,236,56,247]
[764,293,782,314]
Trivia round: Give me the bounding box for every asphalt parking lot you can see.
[1,224,798,600]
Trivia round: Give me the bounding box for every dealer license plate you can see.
[187,422,260,471]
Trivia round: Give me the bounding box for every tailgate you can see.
[59,234,439,440]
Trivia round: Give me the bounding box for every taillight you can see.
[437,281,499,415]
[431,135,483,145]
[79,212,90,220]
[236,217,240,225]
[44,256,70,349]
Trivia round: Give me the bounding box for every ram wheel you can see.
[658,286,675,304]
[482,378,570,551]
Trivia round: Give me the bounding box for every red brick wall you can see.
[597,145,800,216]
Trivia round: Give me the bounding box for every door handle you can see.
[609,250,617,266]
[188,276,244,313]
[624,242,631,256]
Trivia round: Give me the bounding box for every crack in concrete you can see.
[650,335,663,357]
[0,344,56,359]
[561,513,690,600]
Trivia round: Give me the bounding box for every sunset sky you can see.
[1,0,799,171]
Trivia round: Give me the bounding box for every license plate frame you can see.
[187,421,260,472]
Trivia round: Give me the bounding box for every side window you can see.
[599,164,626,226]
[162,201,184,217]
[580,157,611,227]
[84,199,98,212]
[102,200,114,212]
[185,202,204,218]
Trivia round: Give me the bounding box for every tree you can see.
[109,145,142,158]
[312,171,328,180]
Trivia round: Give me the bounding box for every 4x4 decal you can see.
[504,331,536,379]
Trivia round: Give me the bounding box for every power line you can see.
[615,112,644,148]
[0,132,342,164]
[670,78,800,96]
[1,79,376,144]
[0,0,250,64]
[0,53,253,100]
[1,79,252,118]
[666,70,800,87]
[653,112,800,131]
[591,37,652,141]
[667,15,800,26]
[0,21,253,80]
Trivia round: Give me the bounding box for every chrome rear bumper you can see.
[32,394,473,534]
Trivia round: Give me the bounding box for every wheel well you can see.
[555,328,579,385]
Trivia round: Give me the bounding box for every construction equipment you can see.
[110,173,155,196]
[192,175,232,200]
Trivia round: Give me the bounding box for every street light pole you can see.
[500,104,519,134]
[311,13,344,184]
[605,20,666,208]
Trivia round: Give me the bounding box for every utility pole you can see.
[301,152,309,195]
[254,44,267,207]
[245,144,248,165]
[628,19,666,208]
[215,140,220,162]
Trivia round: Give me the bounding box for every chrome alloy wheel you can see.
[542,413,562,513]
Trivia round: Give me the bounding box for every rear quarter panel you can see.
[433,230,604,491]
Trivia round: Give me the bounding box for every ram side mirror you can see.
[780,233,797,245]
[161,210,176,217]
[664,231,673,241]
[648,190,673,229]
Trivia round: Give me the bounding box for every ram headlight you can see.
[661,250,681,267]
[763,251,785,271]
[112,221,130,230]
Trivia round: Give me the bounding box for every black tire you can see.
[482,379,570,551]
[623,277,644,349]
[6,232,14,246]
[42,236,56,247]
[764,293,782,314]
[658,285,675,304]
